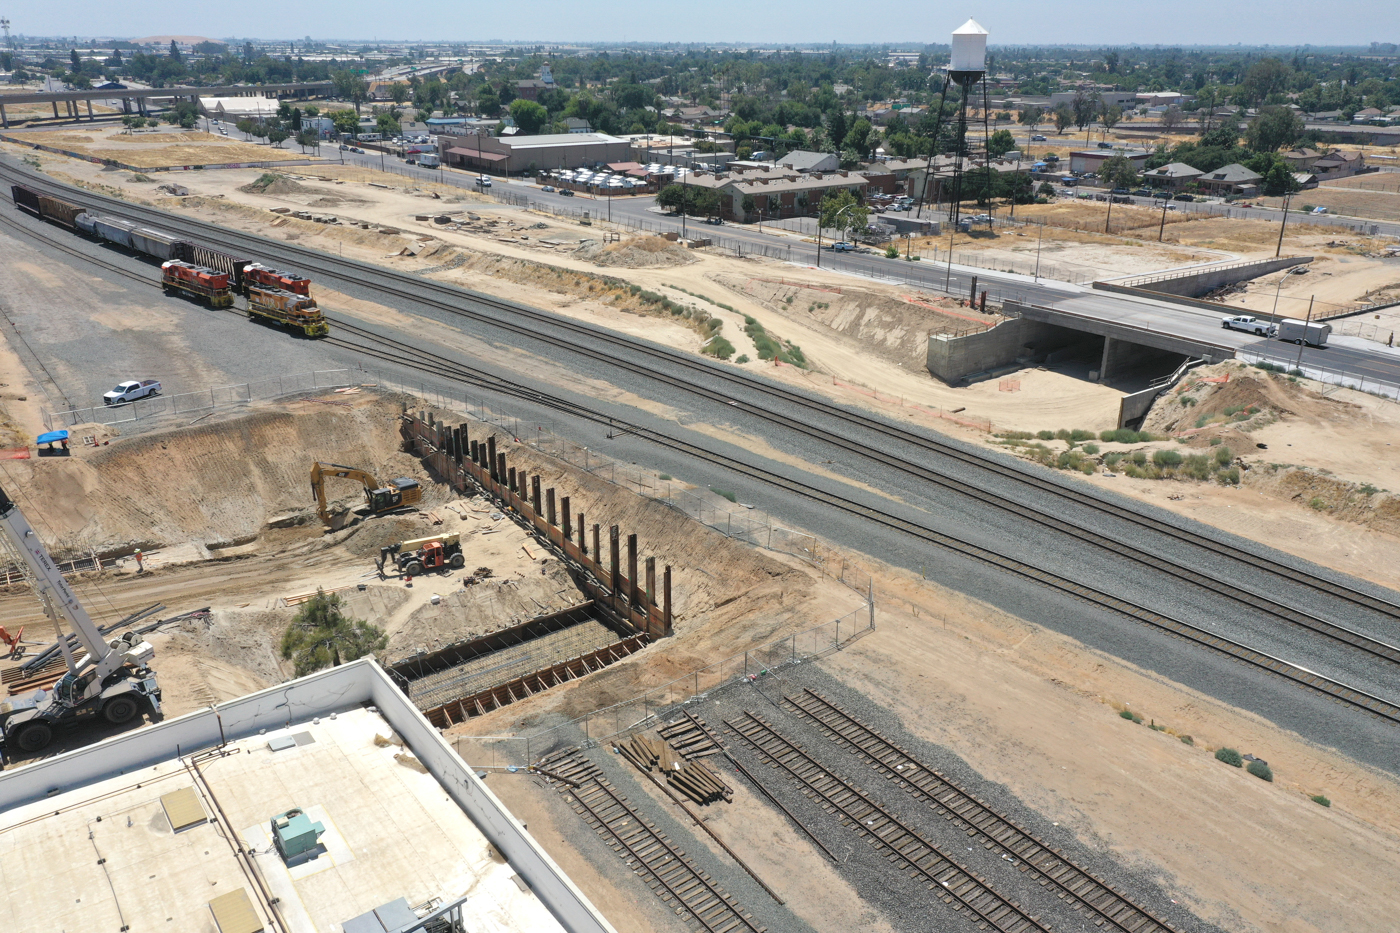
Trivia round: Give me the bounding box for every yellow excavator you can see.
[310,462,422,529]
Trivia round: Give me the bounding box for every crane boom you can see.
[0,485,159,757]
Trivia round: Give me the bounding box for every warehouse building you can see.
[439,132,631,175]
[0,659,615,933]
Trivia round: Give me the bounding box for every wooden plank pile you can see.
[616,730,732,807]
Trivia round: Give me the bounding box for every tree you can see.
[509,99,549,135]
[1100,153,1140,191]
[842,117,873,158]
[987,128,1016,158]
[70,49,81,71]
[818,188,868,241]
[1160,105,1184,133]
[390,82,410,106]
[332,70,369,113]
[107,48,123,69]
[1018,105,1044,132]
[295,129,319,153]
[376,112,399,138]
[1261,161,1301,197]
[266,124,290,147]
[476,85,501,117]
[168,40,182,62]
[1053,105,1073,135]
[328,108,360,136]
[741,193,757,216]
[291,107,302,131]
[1247,105,1305,153]
[1102,105,1123,133]
[280,590,387,676]
[1071,88,1100,130]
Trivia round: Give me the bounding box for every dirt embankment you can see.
[2,392,426,556]
[1142,364,1400,535]
[721,275,997,368]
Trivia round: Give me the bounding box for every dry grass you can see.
[21,128,313,168]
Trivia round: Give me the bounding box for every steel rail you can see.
[726,712,1050,933]
[7,182,1400,724]
[786,689,1179,933]
[6,164,1398,630]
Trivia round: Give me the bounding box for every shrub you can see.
[735,354,750,364]
[1131,450,1148,466]
[1082,443,1099,454]
[1214,446,1232,465]
[1253,361,1278,372]
[1309,497,1327,510]
[1119,709,1136,720]
[1152,449,1183,467]
[1310,794,1331,807]
[1037,430,1055,440]
[885,245,900,258]
[658,474,672,481]
[1180,735,1194,746]
[703,336,736,360]
[1218,467,1240,485]
[711,488,737,502]
[1055,429,1072,441]
[1247,760,1274,782]
[1290,368,1304,377]
[1184,454,1214,480]
[1181,396,1197,407]
[1209,437,1222,446]
[1195,414,1212,428]
[1102,428,1151,443]
[1001,430,1034,440]
[1360,484,1380,496]
[1103,452,1122,467]
[1069,429,1095,443]
[1215,747,1244,767]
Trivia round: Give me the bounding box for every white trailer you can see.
[1276,319,1331,347]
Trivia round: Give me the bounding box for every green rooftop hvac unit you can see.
[271,808,325,862]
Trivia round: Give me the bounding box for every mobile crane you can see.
[0,484,160,756]
[310,461,422,529]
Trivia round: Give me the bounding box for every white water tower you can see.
[950,18,988,79]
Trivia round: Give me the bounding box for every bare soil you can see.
[18,126,317,168]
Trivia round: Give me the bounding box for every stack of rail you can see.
[659,709,724,759]
[617,732,732,806]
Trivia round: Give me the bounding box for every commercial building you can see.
[0,659,614,933]
[1068,149,1151,175]
[680,166,872,221]
[774,149,840,173]
[199,96,280,120]
[439,132,631,174]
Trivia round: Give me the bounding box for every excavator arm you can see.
[310,461,383,525]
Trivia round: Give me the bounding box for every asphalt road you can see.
[6,164,1400,775]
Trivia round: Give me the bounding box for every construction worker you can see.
[134,549,144,573]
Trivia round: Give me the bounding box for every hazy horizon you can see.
[5,1,1397,50]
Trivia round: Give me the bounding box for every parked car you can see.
[1111,187,1130,195]
[1174,193,1195,202]
[1131,188,1152,197]
[1112,195,1132,203]
[104,380,161,405]
[1031,134,1047,141]
[339,144,349,150]
[541,185,555,192]
[1152,191,1170,200]
[829,241,856,251]
[558,188,574,197]
[476,176,492,187]
[703,216,723,225]
[1220,315,1275,336]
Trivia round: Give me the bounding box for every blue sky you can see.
[9,1,1391,48]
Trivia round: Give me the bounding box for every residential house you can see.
[515,79,550,102]
[1282,148,1323,171]
[563,117,592,134]
[1194,163,1263,196]
[1352,107,1386,124]
[1311,149,1365,179]
[1141,162,1205,190]
[1292,173,1319,190]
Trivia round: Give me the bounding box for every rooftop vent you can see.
[271,807,325,864]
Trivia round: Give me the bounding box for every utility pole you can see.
[1293,298,1314,371]
[1275,191,1292,258]
[1034,221,1043,281]
[1158,194,1168,241]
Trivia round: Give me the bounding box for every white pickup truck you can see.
[103,380,161,405]
[1220,315,1276,336]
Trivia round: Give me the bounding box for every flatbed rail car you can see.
[162,260,234,308]
[248,285,328,336]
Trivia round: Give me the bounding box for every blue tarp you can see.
[36,430,69,445]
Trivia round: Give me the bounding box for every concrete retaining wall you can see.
[926,316,1070,383]
[1109,256,1311,298]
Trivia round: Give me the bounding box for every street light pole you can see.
[1276,191,1292,258]
[1034,221,1043,281]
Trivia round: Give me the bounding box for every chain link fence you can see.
[43,369,357,432]
[452,605,874,770]
[1236,349,1400,401]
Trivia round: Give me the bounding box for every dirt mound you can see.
[574,236,696,268]
[240,173,313,195]
[1245,465,1400,536]
[2,392,423,555]
[1143,364,1353,436]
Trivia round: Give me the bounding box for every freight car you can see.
[173,242,252,291]
[10,184,86,230]
[161,261,234,308]
[247,285,328,337]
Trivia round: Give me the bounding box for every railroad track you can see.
[8,176,1400,725]
[6,161,1397,641]
[785,689,1180,933]
[539,750,766,933]
[725,711,1053,933]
